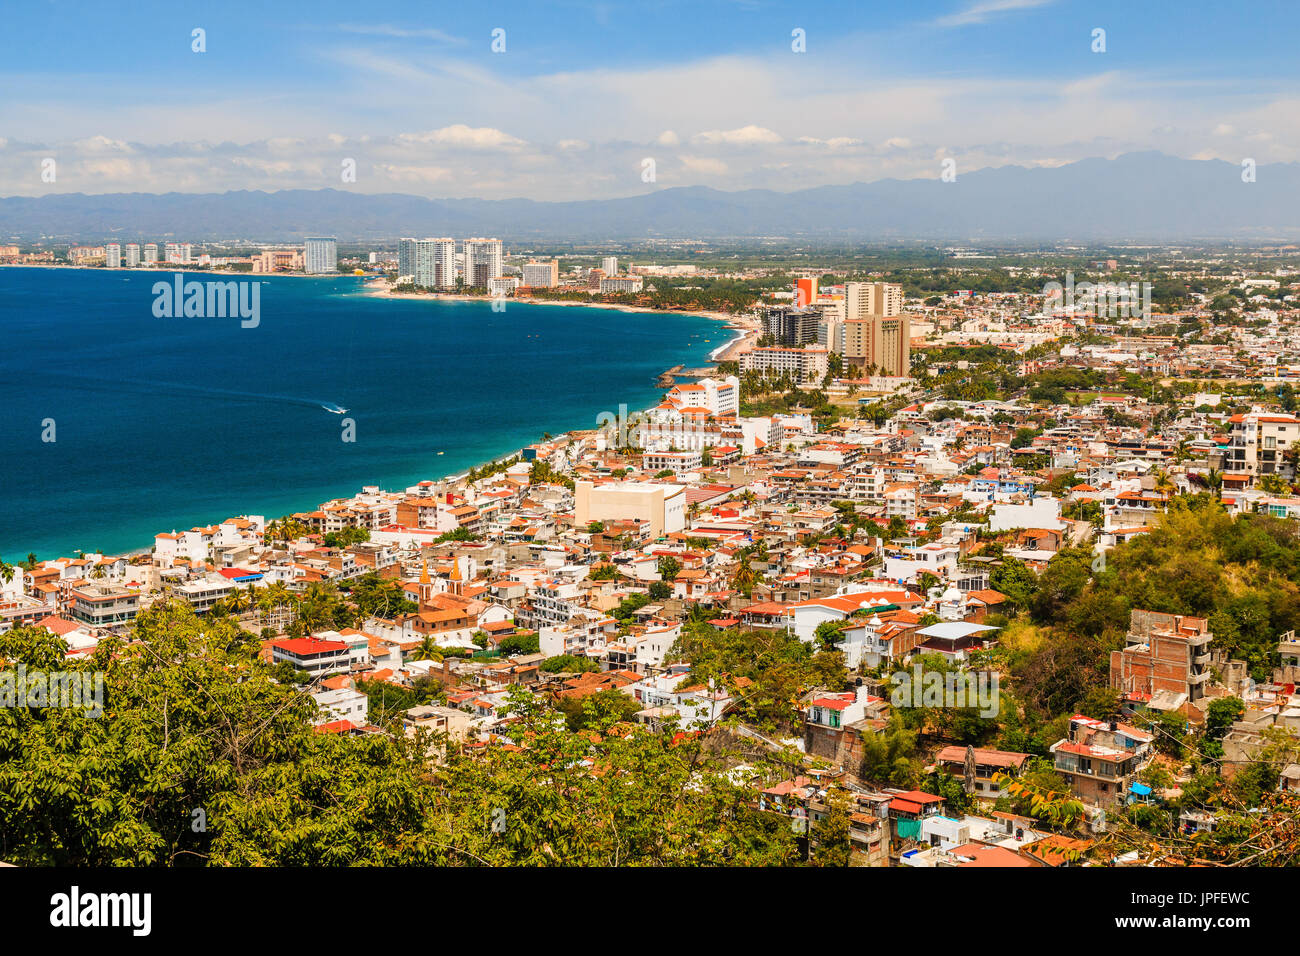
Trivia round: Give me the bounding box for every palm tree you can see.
[1259,472,1290,496]
[259,580,296,630]
[415,635,443,662]
[1152,468,1174,499]
[224,586,252,616]
[266,515,310,545]
[730,554,757,597]
[1206,468,1223,500]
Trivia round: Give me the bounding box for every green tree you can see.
[656,555,683,582]
[813,789,852,867]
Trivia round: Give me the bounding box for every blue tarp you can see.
[1130,783,1152,796]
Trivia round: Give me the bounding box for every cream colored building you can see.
[574,480,686,538]
[841,281,910,377]
[844,314,911,377]
[845,281,902,321]
[522,260,560,287]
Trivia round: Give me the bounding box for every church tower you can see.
[418,552,435,608]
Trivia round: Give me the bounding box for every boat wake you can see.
[59,373,344,413]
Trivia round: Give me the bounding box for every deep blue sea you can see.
[0,267,723,561]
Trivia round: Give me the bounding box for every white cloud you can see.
[679,155,728,175]
[5,32,1300,199]
[79,158,139,179]
[797,136,864,149]
[73,135,133,153]
[691,125,783,146]
[373,163,453,183]
[934,0,1055,28]
[397,125,526,150]
[336,23,464,44]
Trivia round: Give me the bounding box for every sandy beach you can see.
[360,277,759,342]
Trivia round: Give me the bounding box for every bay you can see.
[0,267,722,561]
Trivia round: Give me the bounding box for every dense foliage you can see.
[0,603,798,866]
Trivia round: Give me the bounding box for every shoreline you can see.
[9,281,757,567]
[358,276,755,329]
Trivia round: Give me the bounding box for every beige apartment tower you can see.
[522,260,560,288]
[843,281,909,377]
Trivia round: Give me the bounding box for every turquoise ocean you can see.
[0,268,723,560]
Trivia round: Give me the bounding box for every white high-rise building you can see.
[164,242,192,264]
[463,238,504,288]
[125,243,140,267]
[143,243,159,265]
[398,238,417,280]
[304,237,338,275]
[413,238,456,288]
[602,256,618,276]
[522,260,559,288]
[105,243,121,268]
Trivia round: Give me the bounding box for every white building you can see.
[1224,410,1300,480]
[311,687,369,726]
[785,586,919,643]
[304,237,338,275]
[522,260,559,288]
[600,276,643,294]
[740,346,829,383]
[989,496,1065,532]
[884,542,961,584]
[412,238,456,288]
[105,243,121,268]
[173,575,235,614]
[398,238,417,279]
[659,376,740,418]
[539,613,617,658]
[642,449,702,474]
[270,636,352,677]
[463,238,504,287]
[845,281,903,320]
[626,669,732,729]
[488,276,521,297]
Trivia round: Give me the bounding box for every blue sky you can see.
[3,0,1298,198]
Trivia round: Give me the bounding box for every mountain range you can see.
[3,152,1298,243]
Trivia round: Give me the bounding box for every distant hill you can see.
[3,152,1298,242]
